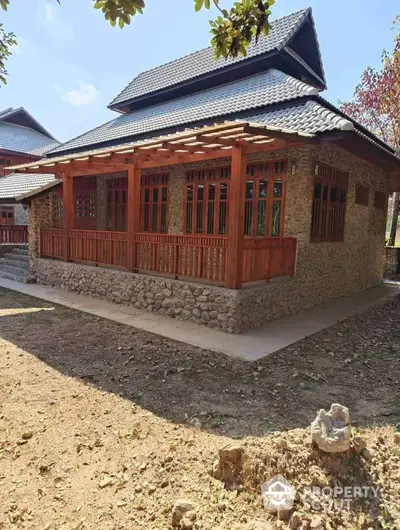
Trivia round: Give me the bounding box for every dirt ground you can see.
[0,287,400,530]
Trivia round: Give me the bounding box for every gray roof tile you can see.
[110,8,311,107]
[50,69,318,155]
[0,172,58,201]
[0,122,60,157]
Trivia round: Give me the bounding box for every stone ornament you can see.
[311,403,351,453]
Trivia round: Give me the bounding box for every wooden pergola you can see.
[11,121,313,288]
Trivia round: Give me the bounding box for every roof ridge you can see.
[109,7,310,108]
[269,68,318,96]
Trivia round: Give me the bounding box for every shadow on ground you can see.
[0,287,399,437]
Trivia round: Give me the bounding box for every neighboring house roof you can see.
[0,107,57,140]
[0,122,60,157]
[49,69,320,156]
[109,8,325,110]
[0,172,58,202]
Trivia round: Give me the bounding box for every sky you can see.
[0,0,398,144]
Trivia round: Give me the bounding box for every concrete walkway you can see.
[0,277,399,362]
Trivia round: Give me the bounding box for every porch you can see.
[14,122,305,290]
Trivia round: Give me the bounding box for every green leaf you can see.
[194,0,204,12]
[93,1,105,8]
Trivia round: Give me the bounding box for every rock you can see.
[310,515,324,529]
[181,518,193,529]
[212,443,244,487]
[21,431,33,440]
[189,417,202,429]
[171,500,196,528]
[352,436,367,454]
[311,403,351,453]
[289,512,302,529]
[362,448,373,461]
[244,521,274,530]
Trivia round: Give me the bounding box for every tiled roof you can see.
[110,8,313,107]
[50,69,318,155]
[0,172,58,201]
[244,100,354,134]
[0,122,60,157]
[0,107,57,140]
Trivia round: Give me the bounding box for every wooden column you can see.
[127,162,141,272]
[226,146,246,288]
[62,172,74,262]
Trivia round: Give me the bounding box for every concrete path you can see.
[0,278,399,362]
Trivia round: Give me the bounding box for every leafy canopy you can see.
[340,19,400,150]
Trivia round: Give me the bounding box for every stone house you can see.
[10,8,400,333]
[0,107,59,225]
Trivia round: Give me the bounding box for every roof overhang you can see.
[9,121,314,176]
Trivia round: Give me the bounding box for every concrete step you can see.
[0,264,29,278]
[5,252,29,262]
[1,258,29,270]
[0,270,29,283]
[12,247,29,256]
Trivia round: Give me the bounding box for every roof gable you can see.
[0,122,61,157]
[0,107,56,140]
[49,69,318,156]
[109,7,326,113]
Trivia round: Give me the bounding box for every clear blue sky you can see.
[1,0,398,143]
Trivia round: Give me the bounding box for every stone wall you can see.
[14,204,28,225]
[34,258,240,332]
[385,246,400,278]
[28,196,52,276]
[28,142,391,333]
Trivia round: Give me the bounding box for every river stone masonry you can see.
[34,258,240,332]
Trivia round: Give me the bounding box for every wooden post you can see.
[226,146,246,288]
[62,172,73,262]
[127,162,141,272]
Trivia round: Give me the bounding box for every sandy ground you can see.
[0,288,400,529]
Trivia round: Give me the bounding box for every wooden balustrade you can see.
[0,225,28,244]
[242,237,297,283]
[68,230,128,268]
[134,233,228,283]
[39,228,296,286]
[41,228,63,258]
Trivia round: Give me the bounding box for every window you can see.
[74,176,97,229]
[0,206,14,225]
[185,167,230,235]
[311,163,348,242]
[0,159,10,166]
[141,174,168,233]
[51,190,64,228]
[244,161,286,237]
[355,185,370,206]
[107,177,127,231]
[374,191,386,210]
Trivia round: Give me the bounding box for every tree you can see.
[0,0,275,86]
[0,23,16,85]
[341,19,400,246]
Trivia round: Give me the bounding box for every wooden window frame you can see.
[74,176,97,230]
[141,173,169,233]
[374,190,386,210]
[311,162,349,242]
[244,160,286,237]
[0,206,14,225]
[184,166,231,235]
[107,176,128,231]
[51,189,64,229]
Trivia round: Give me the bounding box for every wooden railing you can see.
[39,229,297,286]
[41,228,63,258]
[242,237,297,283]
[0,225,28,243]
[135,233,228,283]
[69,230,128,268]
